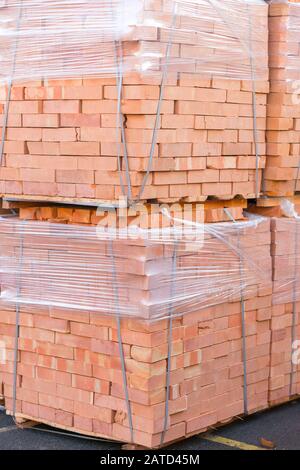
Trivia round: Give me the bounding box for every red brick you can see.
[23,114,59,127]
[7,128,42,141]
[61,114,100,127]
[34,316,70,333]
[60,142,100,155]
[25,86,62,100]
[55,333,91,350]
[43,100,80,113]
[42,128,77,142]
[72,374,110,394]
[74,401,113,423]
[62,86,103,99]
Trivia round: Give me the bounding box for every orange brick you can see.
[104,85,159,100]
[57,384,93,403]
[23,114,59,127]
[27,142,60,155]
[74,401,113,423]
[56,359,92,376]
[62,86,103,99]
[72,374,110,394]
[34,315,70,333]
[25,86,62,100]
[36,367,71,386]
[55,333,91,350]
[82,100,117,114]
[56,170,94,184]
[43,100,80,113]
[7,128,42,141]
[73,415,93,432]
[50,307,90,323]
[42,128,77,142]
[60,142,99,155]
[23,182,58,196]
[20,326,54,343]
[80,127,117,142]
[9,101,42,113]
[20,168,55,182]
[61,113,100,127]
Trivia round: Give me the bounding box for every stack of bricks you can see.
[0,209,273,448]
[0,0,269,203]
[2,0,300,449]
[264,0,300,197]
[269,216,300,405]
[0,74,269,203]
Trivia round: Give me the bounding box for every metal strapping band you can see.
[109,239,134,442]
[12,223,24,418]
[224,209,248,415]
[0,1,24,167]
[161,241,178,446]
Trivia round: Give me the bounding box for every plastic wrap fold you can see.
[0,0,269,83]
[0,215,271,321]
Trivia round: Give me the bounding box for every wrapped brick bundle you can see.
[0,0,269,203]
[0,210,273,448]
[0,0,269,82]
[264,0,300,196]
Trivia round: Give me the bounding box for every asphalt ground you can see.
[0,399,299,450]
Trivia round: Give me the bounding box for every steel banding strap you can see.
[12,222,24,419]
[224,209,248,415]
[0,1,24,167]
[160,241,178,446]
[108,239,134,442]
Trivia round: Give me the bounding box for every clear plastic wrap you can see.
[271,202,300,306]
[0,0,269,83]
[0,214,271,321]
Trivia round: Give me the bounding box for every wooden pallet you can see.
[1,195,248,214]
[256,194,300,208]
[1,397,299,449]
[1,194,121,209]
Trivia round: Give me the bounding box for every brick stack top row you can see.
[3,1,300,202]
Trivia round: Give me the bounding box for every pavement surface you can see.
[0,399,299,450]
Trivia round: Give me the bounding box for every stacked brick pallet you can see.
[0,208,273,447]
[264,0,300,197]
[0,0,300,449]
[0,0,269,202]
[0,74,269,202]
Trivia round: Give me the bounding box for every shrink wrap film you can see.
[0,213,271,321]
